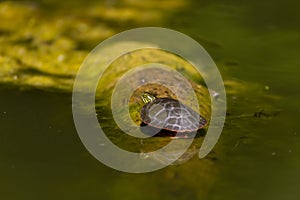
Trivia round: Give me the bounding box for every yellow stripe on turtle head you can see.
[141,92,156,104]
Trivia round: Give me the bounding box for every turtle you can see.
[140,92,208,138]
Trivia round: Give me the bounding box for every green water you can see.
[1,0,299,199]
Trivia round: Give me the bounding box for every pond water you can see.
[0,0,299,199]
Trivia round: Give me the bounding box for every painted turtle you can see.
[140,92,208,138]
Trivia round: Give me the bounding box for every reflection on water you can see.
[0,0,300,199]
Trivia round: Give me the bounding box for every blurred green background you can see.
[0,0,299,199]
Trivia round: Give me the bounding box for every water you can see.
[0,0,299,199]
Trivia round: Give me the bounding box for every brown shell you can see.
[140,98,207,132]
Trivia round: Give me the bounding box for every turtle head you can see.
[141,92,156,104]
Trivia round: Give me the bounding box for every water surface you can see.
[0,0,299,199]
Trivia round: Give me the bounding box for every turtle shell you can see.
[140,98,207,134]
